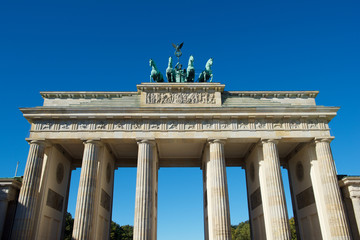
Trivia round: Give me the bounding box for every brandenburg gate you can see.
[9,82,354,239]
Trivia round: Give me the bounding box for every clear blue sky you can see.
[1,1,359,239]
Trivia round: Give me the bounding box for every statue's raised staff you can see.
[149,59,164,82]
[166,57,176,82]
[186,55,195,82]
[198,58,213,82]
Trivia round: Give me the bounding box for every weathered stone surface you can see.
[13,82,353,240]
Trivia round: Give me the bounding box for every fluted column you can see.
[134,139,156,240]
[349,193,360,238]
[314,138,351,239]
[11,140,46,240]
[260,139,290,240]
[206,139,231,240]
[72,140,101,240]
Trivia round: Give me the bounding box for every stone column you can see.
[348,188,360,237]
[203,166,209,240]
[259,139,290,240]
[133,139,157,240]
[206,139,231,240]
[72,140,101,240]
[314,138,351,239]
[339,177,360,240]
[11,140,46,240]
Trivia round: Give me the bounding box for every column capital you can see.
[136,138,156,145]
[261,138,281,144]
[314,136,334,144]
[26,139,51,147]
[82,139,103,146]
[207,138,226,145]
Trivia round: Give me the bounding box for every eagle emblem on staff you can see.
[172,42,184,58]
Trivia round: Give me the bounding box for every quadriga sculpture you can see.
[149,59,164,82]
[166,57,176,83]
[186,55,195,82]
[198,58,213,82]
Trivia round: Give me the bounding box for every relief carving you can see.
[150,121,160,130]
[220,120,231,130]
[59,122,72,130]
[273,120,283,129]
[78,122,90,130]
[168,121,178,130]
[255,120,267,129]
[34,117,327,133]
[238,120,249,129]
[185,121,195,130]
[96,121,106,130]
[114,122,126,130]
[146,92,215,104]
[290,119,301,129]
[41,121,54,130]
[131,121,142,130]
[308,119,318,129]
[203,120,213,130]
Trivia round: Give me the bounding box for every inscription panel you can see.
[46,188,64,212]
[100,189,111,212]
[250,187,262,210]
[296,186,315,210]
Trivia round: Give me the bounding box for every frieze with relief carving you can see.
[33,118,329,132]
[146,92,216,104]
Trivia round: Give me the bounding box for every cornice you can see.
[224,91,318,98]
[40,91,139,99]
[40,90,319,100]
[137,82,225,92]
[19,106,339,119]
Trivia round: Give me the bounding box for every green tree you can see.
[119,225,133,240]
[231,219,296,240]
[109,222,133,240]
[289,217,297,240]
[63,212,74,240]
[63,212,133,240]
[231,221,250,240]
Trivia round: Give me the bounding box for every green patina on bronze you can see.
[149,43,213,83]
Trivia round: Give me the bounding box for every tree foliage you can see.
[289,217,297,240]
[63,212,133,240]
[109,221,133,240]
[231,218,297,240]
[231,221,250,240]
[64,212,74,240]
[63,212,296,240]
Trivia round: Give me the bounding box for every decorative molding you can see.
[32,117,329,132]
[225,91,318,99]
[41,92,138,99]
